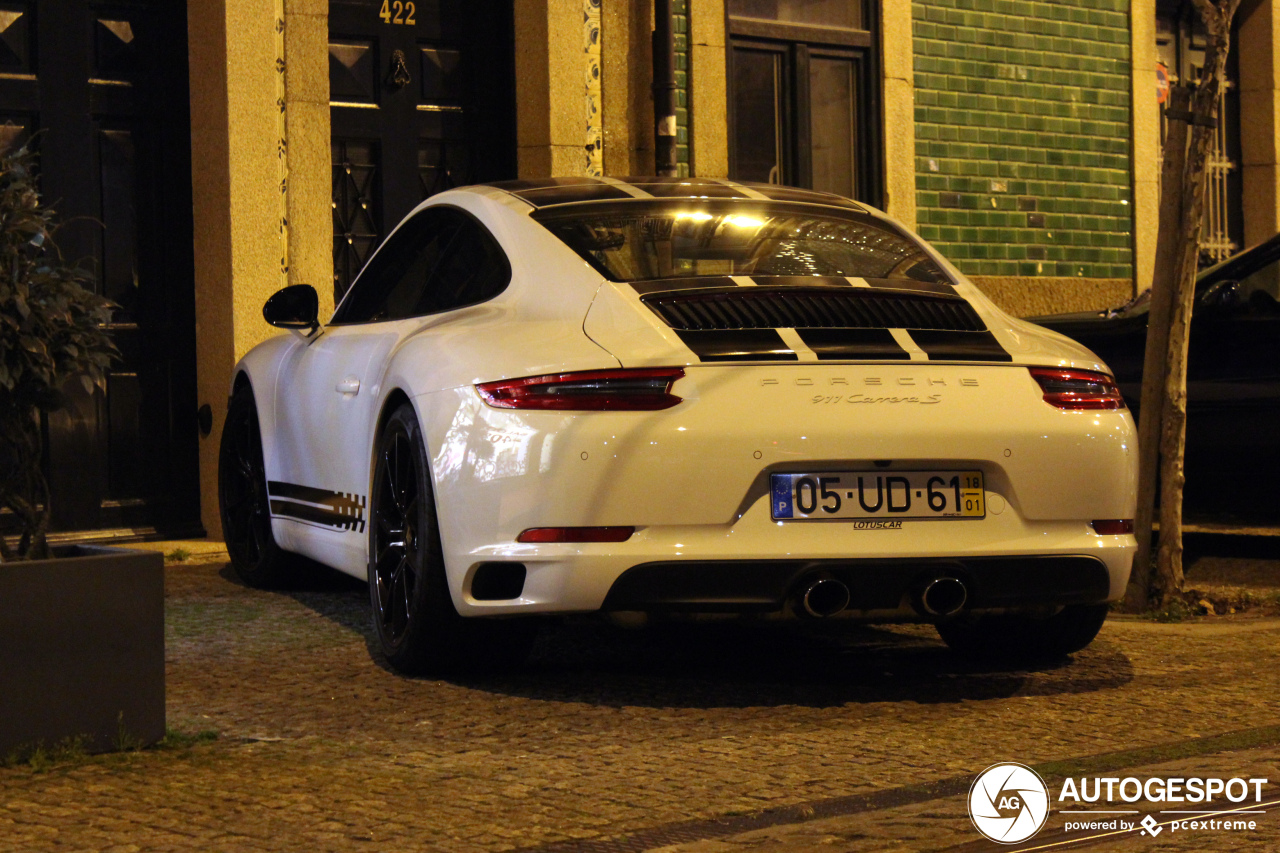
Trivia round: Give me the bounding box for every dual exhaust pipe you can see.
[796,575,969,619]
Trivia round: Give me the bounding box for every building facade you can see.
[3,0,1277,541]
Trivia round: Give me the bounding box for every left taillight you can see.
[1029,367,1126,411]
[476,368,685,411]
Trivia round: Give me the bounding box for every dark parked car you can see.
[1031,232,1280,519]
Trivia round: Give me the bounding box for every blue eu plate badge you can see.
[771,474,794,519]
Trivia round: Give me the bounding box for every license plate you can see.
[770,470,985,520]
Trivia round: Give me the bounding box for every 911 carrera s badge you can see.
[811,394,943,404]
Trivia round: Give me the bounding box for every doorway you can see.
[329,0,516,300]
[0,1,200,539]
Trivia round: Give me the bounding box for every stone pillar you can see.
[882,0,916,229]
[284,0,334,306]
[1238,0,1280,249]
[188,0,332,540]
[689,0,728,177]
[1131,0,1158,293]
[602,0,655,175]
[515,0,588,177]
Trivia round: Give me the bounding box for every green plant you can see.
[165,547,192,563]
[158,727,219,750]
[1148,597,1197,623]
[2,735,89,771]
[112,711,144,752]
[0,145,116,560]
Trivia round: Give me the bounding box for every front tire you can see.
[218,384,293,588]
[368,403,534,675]
[936,604,1109,662]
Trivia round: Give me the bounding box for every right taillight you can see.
[1091,520,1134,535]
[1029,367,1126,410]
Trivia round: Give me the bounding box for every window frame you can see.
[725,0,883,208]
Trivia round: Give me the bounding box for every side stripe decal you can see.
[267,481,367,533]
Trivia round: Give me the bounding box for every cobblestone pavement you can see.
[2,546,1279,853]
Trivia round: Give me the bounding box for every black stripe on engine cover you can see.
[676,329,798,362]
[909,329,1012,362]
[796,328,911,360]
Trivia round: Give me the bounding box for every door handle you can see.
[336,377,361,396]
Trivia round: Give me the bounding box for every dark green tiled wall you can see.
[674,0,690,178]
[912,0,1133,279]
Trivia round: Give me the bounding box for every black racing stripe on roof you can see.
[512,184,636,205]
[488,178,608,190]
[752,185,865,209]
[610,176,727,187]
[630,182,752,199]
[629,276,956,296]
[675,329,798,362]
[487,176,873,209]
[483,178,637,206]
[796,328,912,360]
[908,330,1013,362]
[629,277,741,296]
[859,277,958,296]
[740,275,854,289]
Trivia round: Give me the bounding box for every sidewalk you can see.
[1,536,1277,852]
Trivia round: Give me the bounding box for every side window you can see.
[413,217,511,315]
[332,209,461,323]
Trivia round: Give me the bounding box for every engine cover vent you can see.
[642,287,986,332]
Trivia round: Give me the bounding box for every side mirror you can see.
[1198,279,1241,312]
[263,284,319,333]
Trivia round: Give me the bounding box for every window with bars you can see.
[1156,0,1243,266]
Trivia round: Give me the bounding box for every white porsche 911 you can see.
[218,177,1137,674]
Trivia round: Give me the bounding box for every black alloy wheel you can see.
[218,385,291,587]
[369,403,537,675]
[370,406,428,659]
[369,403,463,673]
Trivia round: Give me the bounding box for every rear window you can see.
[533,202,950,284]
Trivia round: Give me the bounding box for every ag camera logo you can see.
[969,763,1051,843]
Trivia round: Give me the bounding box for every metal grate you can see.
[642,288,986,332]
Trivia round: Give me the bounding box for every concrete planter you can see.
[0,545,164,755]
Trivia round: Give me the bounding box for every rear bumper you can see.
[600,555,1111,615]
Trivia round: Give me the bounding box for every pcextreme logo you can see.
[969,763,1051,843]
[968,764,1274,845]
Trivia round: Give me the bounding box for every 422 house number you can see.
[379,0,416,25]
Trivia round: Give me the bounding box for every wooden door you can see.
[329,0,516,300]
[0,0,200,538]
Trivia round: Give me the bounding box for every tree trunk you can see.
[1126,85,1189,610]
[1137,0,1239,606]
[1153,3,1235,602]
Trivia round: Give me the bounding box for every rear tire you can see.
[368,403,535,675]
[936,603,1109,662]
[218,384,294,588]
